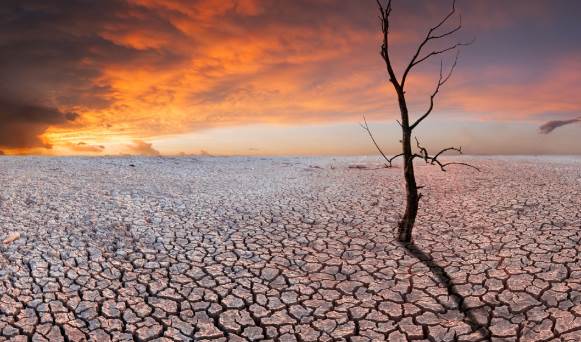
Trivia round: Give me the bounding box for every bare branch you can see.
[411,39,473,68]
[431,15,462,40]
[430,0,457,34]
[441,162,480,172]
[361,114,404,168]
[401,0,461,86]
[410,50,460,130]
[431,146,461,163]
[377,0,401,89]
[387,153,404,167]
[412,136,480,172]
[415,137,429,163]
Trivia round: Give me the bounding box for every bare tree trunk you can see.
[399,128,418,242]
[397,96,418,243]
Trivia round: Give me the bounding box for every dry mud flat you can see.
[0,156,580,341]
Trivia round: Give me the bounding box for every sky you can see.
[0,0,580,156]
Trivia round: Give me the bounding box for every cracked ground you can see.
[0,156,580,341]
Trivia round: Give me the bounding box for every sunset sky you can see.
[1,0,580,156]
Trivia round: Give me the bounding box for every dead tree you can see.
[363,0,479,242]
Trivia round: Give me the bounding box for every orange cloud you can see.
[125,140,160,156]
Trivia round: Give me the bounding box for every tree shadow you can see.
[401,241,490,339]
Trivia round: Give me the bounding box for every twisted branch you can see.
[414,137,480,172]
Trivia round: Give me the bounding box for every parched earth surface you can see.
[0,156,580,342]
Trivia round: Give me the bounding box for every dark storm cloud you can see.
[0,99,79,148]
[0,0,189,149]
[539,117,581,134]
